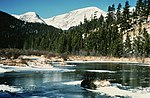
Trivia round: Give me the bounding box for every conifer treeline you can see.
[0,11,62,50]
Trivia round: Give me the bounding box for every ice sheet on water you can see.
[59,69,76,72]
[66,60,139,64]
[53,64,76,67]
[0,64,76,74]
[0,64,53,71]
[85,70,116,73]
[62,80,82,85]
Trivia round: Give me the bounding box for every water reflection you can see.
[72,63,150,87]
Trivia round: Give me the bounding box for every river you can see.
[0,62,150,98]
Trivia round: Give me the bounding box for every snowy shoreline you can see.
[0,60,147,74]
[0,55,150,73]
[1,80,150,98]
[1,55,150,66]
[63,80,150,98]
[68,55,150,65]
[0,84,21,92]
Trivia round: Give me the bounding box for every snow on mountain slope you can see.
[44,7,107,30]
[12,12,46,24]
[10,7,136,30]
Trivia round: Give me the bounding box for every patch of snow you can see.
[62,80,82,85]
[129,7,136,12]
[0,64,76,73]
[87,86,150,98]
[0,67,12,73]
[0,64,53,72]
[0,84,21,92]
[51,62,77,67]
[26,62,52,69]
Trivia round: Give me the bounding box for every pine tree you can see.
[133,36,144,57]
[143,28,150,57]
[136,0,145,23]
[57,33,67,53]
[124,33,132,57]
[97,15,104,27]
[136,0,144,15]
[116,3,122,25]
[143,0,150,21]
[106,5,115,25]
[121,1,131,31]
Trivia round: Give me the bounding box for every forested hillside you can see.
[0,11,62,50]
[0,0,150,58]
[53,0,150,57]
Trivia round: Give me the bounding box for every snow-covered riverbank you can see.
[0,63,76,74]
[0,54,149,73]
[68,55,150,65]
[1,55,150,67]
[63,80,150,98]
[0,84,21,92]
[0,67,12,73]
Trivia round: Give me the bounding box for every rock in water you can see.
[81,79,111,90]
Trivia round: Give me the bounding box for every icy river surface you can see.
[0,62,150,98]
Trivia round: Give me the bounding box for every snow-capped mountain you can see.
[11,7,107,30]
[11,7,137,30]
[12,12,45,24]
[44,7,107,30]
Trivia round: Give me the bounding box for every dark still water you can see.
[0,62,150,98]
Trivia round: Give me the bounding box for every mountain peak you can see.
[44,6,107,30]
[12,12,45,24]
[22,12,38,17]
[71,6,104,12]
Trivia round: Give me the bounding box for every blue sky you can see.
[0,0,137,18]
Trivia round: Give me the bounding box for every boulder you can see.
[81,79,111,90]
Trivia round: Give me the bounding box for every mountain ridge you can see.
[44,7,107,30]
[12,7,107,30]
[12,12,46,24]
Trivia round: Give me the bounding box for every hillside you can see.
[124,19,150,42]
[0,11,62,49]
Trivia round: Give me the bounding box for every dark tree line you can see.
[0,11,62,50]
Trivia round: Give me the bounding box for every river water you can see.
[0,62,150,98]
